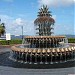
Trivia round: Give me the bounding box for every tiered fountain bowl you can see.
[11,36,75,64]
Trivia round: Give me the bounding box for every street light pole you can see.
[21,25,23,40]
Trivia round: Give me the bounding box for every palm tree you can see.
[0,19,5,37]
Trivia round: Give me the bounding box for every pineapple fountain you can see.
[11,5,75,64]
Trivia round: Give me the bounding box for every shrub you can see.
[0,39,22,45]
[68,38,75,43]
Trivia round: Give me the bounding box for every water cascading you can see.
[11,5,75,64]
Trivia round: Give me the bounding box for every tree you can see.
[0,19,5,37]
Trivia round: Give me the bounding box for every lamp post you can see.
[21,25,23,40]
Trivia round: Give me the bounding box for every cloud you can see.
[54,24,74,35]
[13,18,25,26]
[0,14,74,35]
[0,14,34,35]
[38,0,74,7]
[0,15,13,22]
[0,14,14,33]
[13,18,34,35]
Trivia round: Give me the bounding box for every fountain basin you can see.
[11,43,75,64]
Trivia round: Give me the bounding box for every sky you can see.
[0,0,75,35]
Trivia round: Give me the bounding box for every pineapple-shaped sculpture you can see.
[34,5,55,36]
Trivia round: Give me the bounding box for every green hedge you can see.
[68,38,75,43]
[0,38,75,45]
[0,39,22,45]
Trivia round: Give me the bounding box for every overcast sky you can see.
[0,0,74,35]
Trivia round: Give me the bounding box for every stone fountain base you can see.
[0,51,75,69]
[11,43,75,64]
